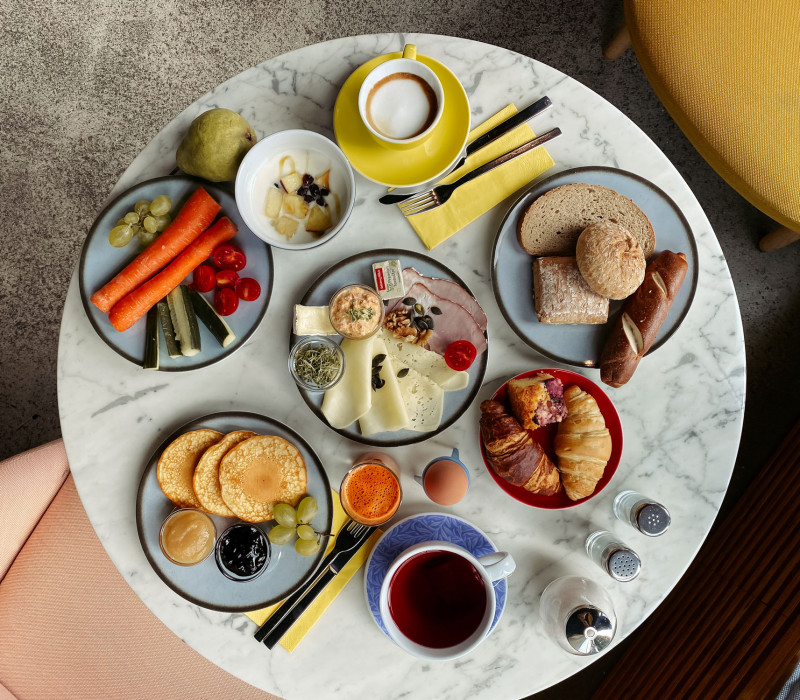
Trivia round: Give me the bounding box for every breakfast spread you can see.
[159,508,216,566]
[215,523,271,580]
[329,284,384,339]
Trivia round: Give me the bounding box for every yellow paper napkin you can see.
[404,104,555,249]
[245,490,381,652]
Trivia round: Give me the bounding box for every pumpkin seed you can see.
[402,297,416,306]
[413,303,424,314]
[431,306,442,315]
[372,353,386,366]
[397,367,410,378]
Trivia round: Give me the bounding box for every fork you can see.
[397,127,562,217]
[253,519,370,643]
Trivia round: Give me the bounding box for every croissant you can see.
[479,400,561,496]
[554,386,612,500]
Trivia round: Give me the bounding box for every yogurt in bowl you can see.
[235,129,356,250]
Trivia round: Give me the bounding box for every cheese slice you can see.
[395,360,444,432]
[359,338,409,435]
[321,337,373,428]
[294,305,336,335]
[379,330,469,391]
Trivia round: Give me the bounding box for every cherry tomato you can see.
[191,264,216,293]
[212,243,246,271]
[214,287,239,316]
[444,340,477,371]
[216,269,239,289]
[235,277,261,301]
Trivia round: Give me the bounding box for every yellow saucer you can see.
[333,52,471,188]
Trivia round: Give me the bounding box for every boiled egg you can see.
[422,459,469,506]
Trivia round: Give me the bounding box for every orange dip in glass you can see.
[340,462,401,526]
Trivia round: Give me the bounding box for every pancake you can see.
[192,430,256,516]
[219,435,307,522]
[157,429,224,509]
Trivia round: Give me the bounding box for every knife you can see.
[378,95,553,205]
[257,526,376,648]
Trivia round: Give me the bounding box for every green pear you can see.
[176,108,257,182]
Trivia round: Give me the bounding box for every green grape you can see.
[149,194,171,216]
[297,496,318,524]
[273,503,298,528]
[295,537,321,556]
[296,524,316,541]
[123,211,140,225]
[138,229,157,246]
[142,216,158,234]
[154,214,171,232]
[116,218,127,226]
[108,224,133,247]
[267,525,295,545]
[134,200,150,217]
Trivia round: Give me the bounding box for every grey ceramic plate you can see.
[136,411,333,612]
[491,167,699,367]
[79,175,273,371]
[291,249,489,447]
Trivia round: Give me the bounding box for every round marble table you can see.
[58,33,745,700]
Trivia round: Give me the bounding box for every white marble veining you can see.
[57,33,745,699]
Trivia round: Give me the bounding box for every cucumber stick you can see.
[188,288,236,347]
[166,285,201,356]
[143,306,159,370]
[157,300,181,358]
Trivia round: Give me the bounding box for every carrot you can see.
[108,217,238,332]
[91,187,221,314]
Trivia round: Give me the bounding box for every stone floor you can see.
[1,0,798,697]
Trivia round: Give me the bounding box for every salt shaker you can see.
[539,576,617,655]
[613,490,671,536]
[585,530,641,582]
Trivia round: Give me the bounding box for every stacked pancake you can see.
[157,429,307,522]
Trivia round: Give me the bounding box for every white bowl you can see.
[235,129,356,250]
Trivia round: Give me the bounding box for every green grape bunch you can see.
[108,195,172,248]
[267,496,326,556]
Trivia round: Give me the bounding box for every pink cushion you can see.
[0,474,281,700]
[0,440,69,581]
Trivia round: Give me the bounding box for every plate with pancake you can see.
[491,166,699,369]
[136,411,333,612]
[291,249,489,447]
[478,369,622,509]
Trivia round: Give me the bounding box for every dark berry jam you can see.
[215,524,270,581]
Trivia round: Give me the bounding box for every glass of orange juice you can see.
[340,452,402,526]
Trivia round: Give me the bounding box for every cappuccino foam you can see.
[366,72,438,140]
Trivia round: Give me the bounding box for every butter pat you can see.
[293,305,336,335]
[372,260,405,300]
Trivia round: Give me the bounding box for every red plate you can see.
[479,369,623,509]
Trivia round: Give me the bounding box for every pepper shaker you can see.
[613,490,671,536]
[585,530,641,582]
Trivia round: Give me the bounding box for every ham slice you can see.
[401,268,487,331]
[387,281,487,356]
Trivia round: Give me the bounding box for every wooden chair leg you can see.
[759,226,800,251]
[604,24,631,60]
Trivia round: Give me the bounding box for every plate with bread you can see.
[136,411,334,612]
[479,369,622,508]
[491,167,698,386]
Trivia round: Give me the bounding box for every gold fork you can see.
[397,127,562,217]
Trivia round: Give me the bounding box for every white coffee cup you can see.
[358,44,445,148]
[378,540,515,660]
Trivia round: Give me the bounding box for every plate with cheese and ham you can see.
[291,249,489,446]
[479,368,622,509]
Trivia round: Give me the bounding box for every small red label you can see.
[375,268,386,291]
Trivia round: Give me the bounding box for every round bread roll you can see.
[576,221,646,299]
[219,435,307,522]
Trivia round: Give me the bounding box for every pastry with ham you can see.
[507,373,568,430]
[479,400,561,496]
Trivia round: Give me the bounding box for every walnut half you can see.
[384,308,434,346]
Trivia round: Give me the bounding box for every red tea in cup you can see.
[387,549,488,648]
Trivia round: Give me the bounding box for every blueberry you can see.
[319,188,329,196]
[297,186,308,196]
[316,197,325,205]
[302,174,314,186]
[304,194,314,202]
[310,184,320,195]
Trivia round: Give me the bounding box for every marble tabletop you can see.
[57,33,745,700]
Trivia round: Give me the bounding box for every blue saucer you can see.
[364,513,507,639]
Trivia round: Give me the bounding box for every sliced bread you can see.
[517,183,656,258]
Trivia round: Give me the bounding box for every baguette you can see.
[599,251,688,387]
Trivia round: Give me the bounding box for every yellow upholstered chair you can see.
[605,0,800,251]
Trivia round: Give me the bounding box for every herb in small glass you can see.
[293,343,342,389]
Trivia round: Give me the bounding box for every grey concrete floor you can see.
[2,0,798,697]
